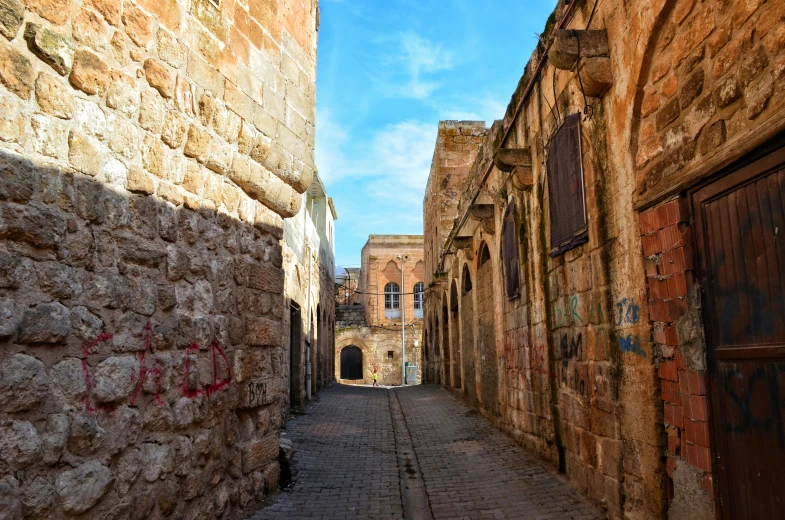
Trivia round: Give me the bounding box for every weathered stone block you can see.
[0,0,23,40]
[68,131,102,177]
[122,3,153,47]
[26,0,71,25]
[67,412,105,455]
[24,23,75,76]
[0,40,34,99]
[54,461,112,514]
[72,7,111,50]
[141,442,173,482]
[41,414,68,465]
[241,434,278,474]
[106,71,140,117]
[0,297,16,338]
[17,302,70,343]
[162,109,189,148]
[69,48,109,95]
[0,420,41,470]
[144,58,174,98]
[139,89,166,133]
[92,356,140,403]
[184,124,212,162]
[245,316,281,346]
[0,353,48,412]
[35,73,74,119]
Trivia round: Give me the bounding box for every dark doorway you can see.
[461,265,476,405]
[340,346,363,380]
[693,144,785,519]
[290,304,303,406]
[477,244,499,416]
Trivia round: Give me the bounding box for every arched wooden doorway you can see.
[340,346,363,380]
[461,264,477,405]
[477,243,499,415]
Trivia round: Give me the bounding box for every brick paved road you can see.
[249,384,603,520]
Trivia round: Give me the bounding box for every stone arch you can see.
[339,346,363,380]
[442,294,451,387]
[335,336,372,384]
[630,0,785,203]
[449,280,461,389]
[476,240,499,415]
[460,262,477,405]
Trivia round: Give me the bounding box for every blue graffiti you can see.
[619,335,646,357]
[616,298,640,326]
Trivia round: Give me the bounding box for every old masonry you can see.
[0,0,337,518]
[422,0,785,519]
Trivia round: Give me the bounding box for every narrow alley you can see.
[248,385,602,520]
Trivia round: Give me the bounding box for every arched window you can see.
[413,282,425,319]
[384,282,400,319]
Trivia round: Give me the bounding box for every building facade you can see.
[282,173,336,408]
[423,1,785,519]
[335,235,425,386]
[0,0,320,518]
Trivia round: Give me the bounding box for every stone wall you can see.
[421,0,785,518]
[335,324,423,386]
[0,0,319,517]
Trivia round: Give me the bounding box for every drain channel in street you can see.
[388,389,434,520]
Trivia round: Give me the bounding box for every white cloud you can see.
[379,31,454,100]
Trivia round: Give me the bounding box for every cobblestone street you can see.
[249,384,603,520]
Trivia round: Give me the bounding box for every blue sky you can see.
[315,0,557,268]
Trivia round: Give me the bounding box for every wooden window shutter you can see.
[547,113,589,257]
[502,201,520,298]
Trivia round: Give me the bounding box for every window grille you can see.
[547,113,589,256]
[413,282,425,318]
[384,282,400,319]
[502,202,521,298]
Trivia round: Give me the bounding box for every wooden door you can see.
[693,145,785,519]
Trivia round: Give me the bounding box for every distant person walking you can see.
[373,371,378,387]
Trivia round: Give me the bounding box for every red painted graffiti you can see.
[130,322,164,407]
[181,341,233,398]
[81,323,234,413]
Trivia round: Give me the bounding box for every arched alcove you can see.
[340,346,363,380]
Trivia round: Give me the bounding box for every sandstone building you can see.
[422,1,785,519]
[282,174,336,408]
[0,0,323,518]
[335,235,424,386]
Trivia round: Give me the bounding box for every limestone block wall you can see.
[0,0,319,517]
[335,324,423,386]
[421,0,785,518]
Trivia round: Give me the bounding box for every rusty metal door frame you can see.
[691,141,785,519]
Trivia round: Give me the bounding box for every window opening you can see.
[384,282,401,319]
[502,202,521,298]
[462,266,472,295]
[547,113,588,256]
[413,282,425,318]
[387,351,394,359]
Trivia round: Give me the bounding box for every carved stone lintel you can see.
[482,218,495,234]
[493,148,532,173]
[511,166,534,191]
[550,30,609,71]
[579,57,613,97]
[469,204,494,221]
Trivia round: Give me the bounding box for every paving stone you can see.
[246,385,603,520]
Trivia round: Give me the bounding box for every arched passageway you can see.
[461,265,476,405]
[477,244,498,415]
[340,346,363,380]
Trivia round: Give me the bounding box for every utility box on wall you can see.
[406,366,418,385]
